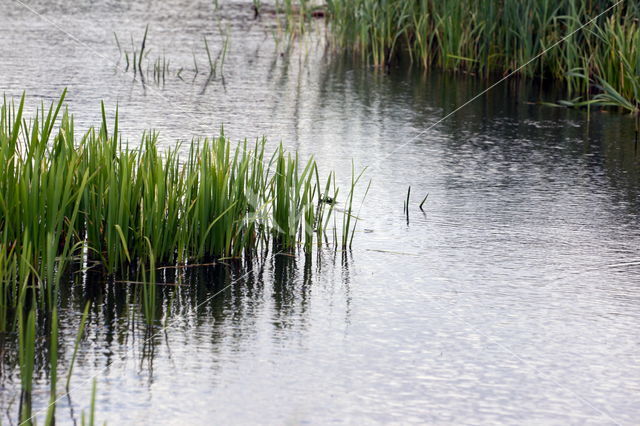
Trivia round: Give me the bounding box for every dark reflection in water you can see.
[1,251,351,424]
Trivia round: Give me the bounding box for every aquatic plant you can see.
[45,308,58,426]
[141,238,158,325]
[18,307,36,424]
[317,0,640,111]
[66,302,90,391]
[80,379,98,426]
[271,0,327,42]
[0,90,366,422]
[419,193,429,211]
[115,24,233,88]
[0,91,364,299]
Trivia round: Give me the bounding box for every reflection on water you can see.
[1,252,352,424]
[1,0,640,424]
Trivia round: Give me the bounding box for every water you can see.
[1,0,640,424]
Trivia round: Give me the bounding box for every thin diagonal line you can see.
[359,2,623,422]
[366,0,625,172]
[365,3,624,417]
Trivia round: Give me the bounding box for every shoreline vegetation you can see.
[0,90,364,297]
[291,0,639,116]
[0,91,365,424]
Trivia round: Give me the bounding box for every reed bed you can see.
[0,91,360,293]
[0,91,364,423]
[319,0,640,113]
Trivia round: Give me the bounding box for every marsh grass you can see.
[66,302,90,391]
[141,238,158,325]
[0,91,364,312]
[270,0,328,43]
[0,87,366,423]
[45,307,58,426]
[80,379,98,426]
[318,0,640,113]
[116,25,231,87]
[18,307,36,424]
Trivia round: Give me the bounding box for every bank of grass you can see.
[319,0,640,114]
[0,91,365,423]
[2,90,359,266]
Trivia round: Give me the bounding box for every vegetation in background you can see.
[115,24,230,86]
[318,0,640,114]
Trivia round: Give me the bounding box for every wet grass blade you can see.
[45,308,58,426]
[66,301,90,391]
[419,193,429,211]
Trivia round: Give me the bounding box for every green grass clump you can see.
[319,0,640,113]
[0,90,366,423]
[0,91,363,309]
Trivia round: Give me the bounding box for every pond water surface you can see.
[1,0,639,424]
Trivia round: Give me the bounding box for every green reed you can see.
[18,307,36,424]
[319,0,640,112]
[66,301,90,391]
[80,379,98,426]
[45,307,58,426]
[0,92,364,308]
[0,90,367,425]
[141,238,158,325]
